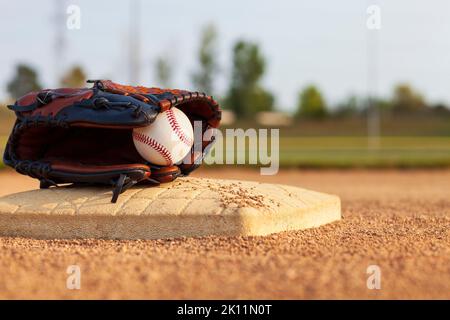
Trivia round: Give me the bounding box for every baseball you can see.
[132,107,194,166]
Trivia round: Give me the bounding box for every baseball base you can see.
[0,178,341,240]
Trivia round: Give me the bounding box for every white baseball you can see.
[132,107,194,166]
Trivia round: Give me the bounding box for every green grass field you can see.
[1,135,450,169]
[210,136,450,168]
[276,136,450,168]
[1,117,450,169]
[2,95,450,170]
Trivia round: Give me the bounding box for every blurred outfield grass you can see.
[2,134,449,169]
[277,136,450,168]
[208,136,450,168]
[0,112,449,169]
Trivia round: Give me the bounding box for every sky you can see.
[1,0,450,111]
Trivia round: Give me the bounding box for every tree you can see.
[60,65,86,87]
[296,85,327,119]
[7,64,42,99]
[430,103,450,115]
[335,95,359,117]
[154,55,172,88]
[391,83,426,112]
[224,40,274,117]
[191,23,219,94]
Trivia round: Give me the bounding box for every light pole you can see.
[366,3,381,150]
[129,0,141,85]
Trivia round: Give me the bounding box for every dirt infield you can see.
[0,168,449,299]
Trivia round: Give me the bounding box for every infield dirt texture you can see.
[0,168,448,299]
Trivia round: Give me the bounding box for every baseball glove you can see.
[4,80,221,202]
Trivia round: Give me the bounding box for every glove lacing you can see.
[111,174,139,203]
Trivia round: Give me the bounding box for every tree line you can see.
[5,24,450,119]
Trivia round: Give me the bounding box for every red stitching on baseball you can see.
[166,108,193,147]
[133,131,173,165]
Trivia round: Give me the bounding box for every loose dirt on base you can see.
[0,168,449,299]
